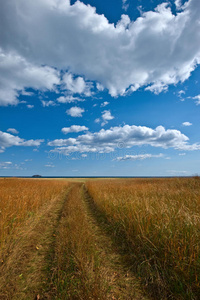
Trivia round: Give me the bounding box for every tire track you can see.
[81,184,150,300]
[0,184,73,300]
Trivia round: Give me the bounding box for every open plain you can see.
[0,177,200,299]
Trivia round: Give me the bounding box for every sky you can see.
[0,0,200,177]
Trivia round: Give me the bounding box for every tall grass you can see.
[86,177,200,299]
[0,178,69,248]
[50,183,109,299]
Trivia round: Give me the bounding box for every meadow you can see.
[86,177,200,299]
[0,178,69,248]
[0,177,199,299]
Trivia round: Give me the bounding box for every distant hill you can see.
[32,175,42,178]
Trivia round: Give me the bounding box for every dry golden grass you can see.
[49,183,110,299]
[49,183,148,299]
[0,178,71,299]
[1,177,199,299]
[86,177,200,299]
[0,178,69,249]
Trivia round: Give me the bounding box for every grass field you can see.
[86,177,200,299]
[0,177,199,299]
[0,178,69,248]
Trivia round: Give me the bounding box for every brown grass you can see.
[86,177,200,299]
[48,183,148,299]
[0,179,70,299]
[48,183,110,299]
[0,178,69,249]
[1,177,199,299]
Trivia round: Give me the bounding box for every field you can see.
[0,177,199,299]
[0,178,69,248]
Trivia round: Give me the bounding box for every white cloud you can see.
[100,101,109,107]
[145,82,168,95]
[95,110,114,126]
[95,118,100,123]
[0,48,60,106]
[182,121,192,126]
[178,90,185,96]
[176,143,200,150]
[48,124,200,155]
[61,125,89,134]
[57,95,84,103]
[41,100,56,107]
[63,73,85,94]
[66,106,85,117]
[191,94,200,105]
[175,0,183,9]
[167,170,188,175]
[122,0,129,11]
[62,73,93,96]
[7,128,19,135]
[179,152,186,155]
[101,110,114,126]
[115,153,163,161]
[96,83,104,91]
[0,161,22,170]
[27,104,34,109]
[0,130,44,152]
[21,90,34,96]
[45,164,55,167]
[0,0,199,98]
[0,161,12,169]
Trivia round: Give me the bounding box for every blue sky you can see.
[0,0,200,176]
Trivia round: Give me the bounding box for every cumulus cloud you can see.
[95,110,114,126]
[62,73,93,96]
[122,0,129,11]
[41,100,56,107]
[115,153,164,161]
[48,124,200,155]
[0,161,24,170]
[27,104,34,109]
[96,83,104,92]
[66,106,85,117]
[7,128,19,135]
[178,90,185,96]
[101,110,114,126]
[61,125,89,134]
[57,95,84,103]
[182,121,192,126]
[0,131,44,152]
[175,0,183,9]
[0,161,12,169]
[0,0,199,99]
[100,101,109,107]
[191,94,200,105]
[178,90,185,101]
[95,118,100,123]
[0,48,60,106]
